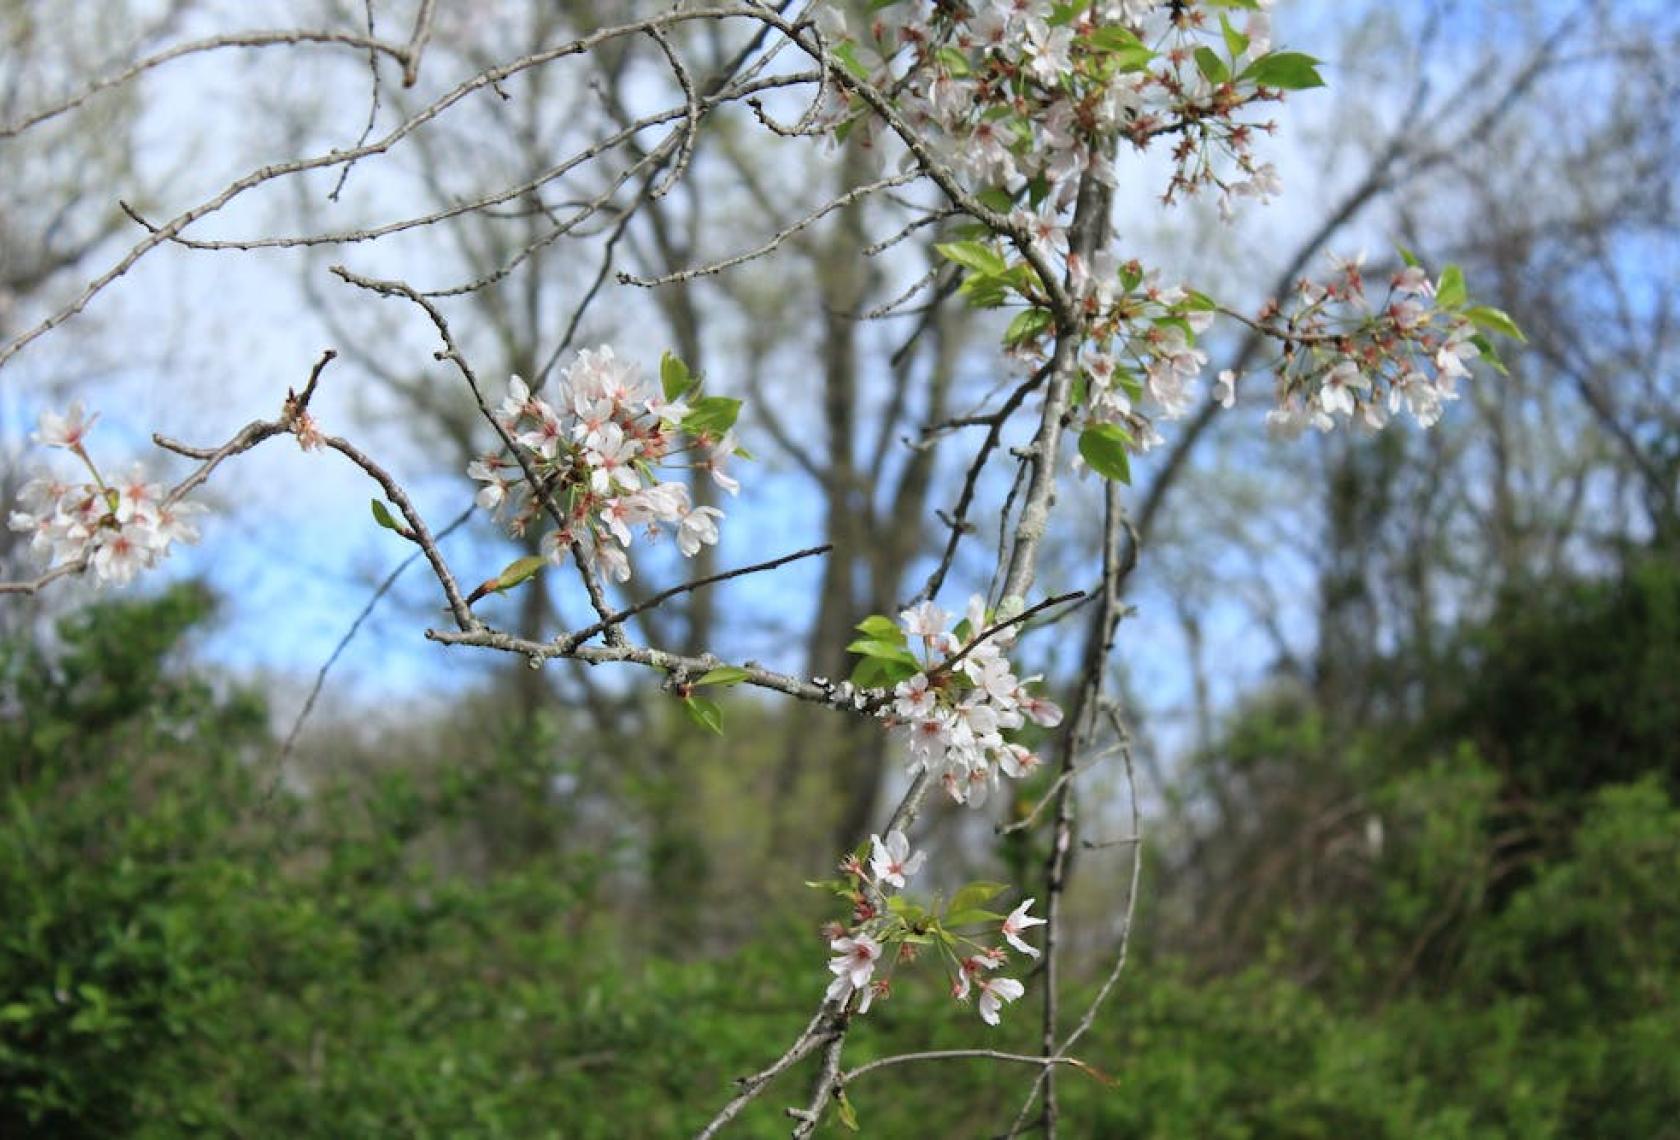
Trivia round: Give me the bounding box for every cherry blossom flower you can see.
[869,830,926,889]
[893,672,937,720]
[900,600,950,640]
[826,933,882,1006]
[32,400,98,450]
[90,521,158,586]
[1001,898,1047,958]
[1319,361,1370,417]
[976,976,1026,1026]
[951,952,1001,1001]
[1435,324,1481,382]
[677,505,723,557]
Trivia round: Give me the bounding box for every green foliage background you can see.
[3,565,1678,1137]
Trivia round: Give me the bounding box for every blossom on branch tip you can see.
[9,405,202,587]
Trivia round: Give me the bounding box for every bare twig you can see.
[0,29,411,140]
[556,544,831,652]
[275,503,476,781]
[841,1049,1102,1084]
[618,171,920,288]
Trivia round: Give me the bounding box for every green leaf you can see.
[935,240,1009,277]
[1465,304,1525,342]
[1471,333,1509,376]
[935,45,971,77]
[1220,15,1249,60]
[1154,314,1196,342]
[850,655,920,689]
[959,273,1011,309]
[682,395,741,438]
[1194,46,1229,85]
[1079,423,1133,484]
[846,638,921,670]
[1243,51,1326,90]
[947,880,1009,917]
[943,908,1004,928]
[1396,243,1420,268]
[0,1003,33,1023]
[659,351,693,402]
[838,1090,860,1131]
[490,555,545,593]
[1004,307,1053,346]
[976,186,1016,214]
[855,614,905,642]
[682,695,724,735]
[887,896,929,924]
[1087,26,1156,71]
[370,499,403,532]
[695,665,752,688]
[830,40,870,82]
[1435,264,1467,309]
[1049,2,1093,27]
[1087,25,1144,51]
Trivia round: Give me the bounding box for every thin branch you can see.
[428,625,857,711]
[556,544,831,652]
[274,503,476,782]
[0,29,411,140]
[131,73,816,255]
[326,0,386,203]
[695,1006,843,1140]
[618,171,920,288]
[400,0,436,88]
[644,24,700,201]
[841,1049,1101,1084]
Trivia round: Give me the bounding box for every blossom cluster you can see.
[7,402,203,586]
[1253,253,1516,437]
[821,830,1044,1026]
[837,1,1286,217]
[468,347,741,583]
[883,596,1063,807]
[1066,256,1218,462]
